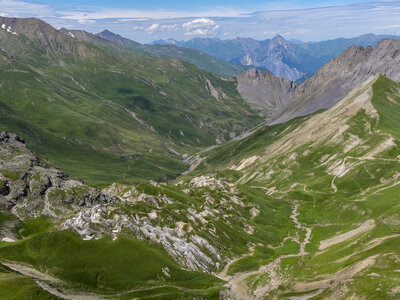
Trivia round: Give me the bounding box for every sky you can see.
[1,0,400,43]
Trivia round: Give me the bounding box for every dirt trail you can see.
[3,262,61,283]
[331,176,338,193]
[221,202,312,300]
[218,246,256,281]
[35,280,103,300]
[291,255,378,294]
[319,219,375,250]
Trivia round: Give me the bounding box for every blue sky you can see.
[1,0,400,42]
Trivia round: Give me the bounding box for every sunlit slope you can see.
[1,72,400,299]
[0,17,262,185]
[186,74,400,298]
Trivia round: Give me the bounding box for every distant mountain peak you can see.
[100,29,113,34]
[95,29,142,47]
[97,29,121,39]
[272,34,285,41]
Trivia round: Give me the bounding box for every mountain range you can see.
[237,39,400,123]
[60,28,246,78]
[151,34,400,81]
[1,16,400,300]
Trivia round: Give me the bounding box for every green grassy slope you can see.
[0,231,222,292]
[175,75,400,298]
[371,75,400,138]
[0,270,60,300]
[0,17,262,185]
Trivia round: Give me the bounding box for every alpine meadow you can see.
[1,1,400,299]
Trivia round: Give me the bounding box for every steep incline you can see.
[192,74,400,299]
[238,39,400,125]
[237,69,296,112]
[273,39,400,123]
[60,28,245,77]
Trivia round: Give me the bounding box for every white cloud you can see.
[2,0,400,43]
[182,18,220,36]
[182,18,215,30]
[58,7,247,24]
[119,18,149,22]
[144,23,178,33]
[146,23,159,33]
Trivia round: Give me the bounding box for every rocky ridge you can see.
[238,39,400,124]
[0,132,113,220]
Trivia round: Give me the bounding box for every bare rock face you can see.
[238,39,400,124]
[237,69,296,112]
[0,132,114,219]
[231,36,305,81]
[274,39,400,123]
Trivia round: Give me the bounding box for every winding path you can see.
[219,202,312,300]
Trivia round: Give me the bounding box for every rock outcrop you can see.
[0,132,114,219]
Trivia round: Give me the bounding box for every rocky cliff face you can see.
[237,69,296,112]
[238,39,400,124]
[0,132,113,219]
[272,39,400,123]
[237,36,305,81]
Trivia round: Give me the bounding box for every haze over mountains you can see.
[1,14,400,300]
[59,27,246,78]
[151,34,400,81]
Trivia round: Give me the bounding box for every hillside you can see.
[271,39,400,123]
[1,15,400,300]
[1,74,399,299]
[188,74,400,298]
[0,132,223,299]
[0,17,262,185]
